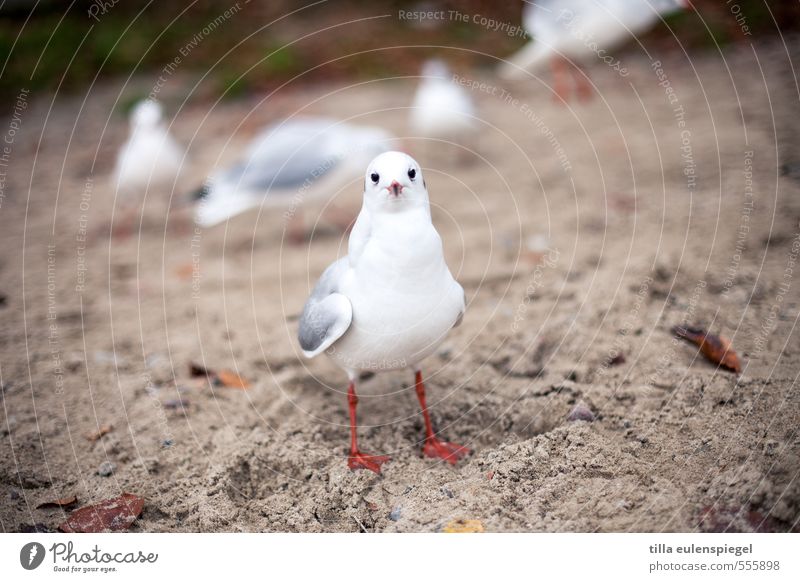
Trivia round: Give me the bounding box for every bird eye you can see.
[408,168,416,180]
[370,172,379,183]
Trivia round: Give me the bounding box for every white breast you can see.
[330,215,463,372]
[114,127,184,195]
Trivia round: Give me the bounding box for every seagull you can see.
[112,99,186,236]
[409,59,476,160]
[298,151,468,473]
[498,0,690,100]
[193,117,393,243]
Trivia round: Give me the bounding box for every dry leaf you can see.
[85,424,112,441]
[37,495,78,509]
[216,370,250,389]
[58,493,144,533]
[673,326,741,374]
[442,519,484,533]
[174,263,194,280]
[189,361,250,389]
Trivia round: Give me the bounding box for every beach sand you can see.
[1,38,798,532]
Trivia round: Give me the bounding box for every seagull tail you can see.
[497,43,551,80]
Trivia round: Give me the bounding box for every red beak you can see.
[388,181,403,197]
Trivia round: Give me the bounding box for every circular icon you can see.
[20,542,46,570]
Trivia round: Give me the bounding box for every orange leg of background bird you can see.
[346,382,390,473]
[550,57,571,103]
[112,206,137,240]
[414,371,470,464]
[287,207,306,245]
[573,66,593,102]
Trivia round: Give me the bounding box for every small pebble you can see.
[163,398,190,410]
[609,353,626,366]
[389,507,402,521]
[567,402,595,422]
[97,461,116,477]
[441,487,454,499]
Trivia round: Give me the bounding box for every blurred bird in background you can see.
[409,59,477,163]
[112,99,186,237]
[192,116,394,244]
[498,0,690,100]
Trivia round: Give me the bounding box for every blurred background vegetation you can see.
[1,0,798,103]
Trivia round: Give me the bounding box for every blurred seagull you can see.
[498,0,690,100]
[298,151,469,473]
[409,59,476,162]
[193,117,393,243]
[113,99,186,236]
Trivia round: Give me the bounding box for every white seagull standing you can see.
[498,0,690,99]
[113,99,186,236]
[409,59,476,158]
[298,151,468,473]
[193,117,393,243]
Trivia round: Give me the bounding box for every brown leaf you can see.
[216,370,250,389]
[174,263,194,280]
[58,493,144,533]
[37,495,78,509]
[673,326,741,374]
[442,519,484,533]
[84,424,112,441]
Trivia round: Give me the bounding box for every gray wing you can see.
[298,257,352,358]
[219,140,341,194]
[240,118,344,191]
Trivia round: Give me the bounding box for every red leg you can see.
[573,65,593,102]
[113,206,136,240]
[414,371,470,464]
[551,56,570,104]
[287,208,306,245]
[346,382,390,473]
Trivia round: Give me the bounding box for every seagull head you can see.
[364,151,428,213]
[420,59,450,81]
[130,99,164,128]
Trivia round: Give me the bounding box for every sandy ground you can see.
[1,38,799,533]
